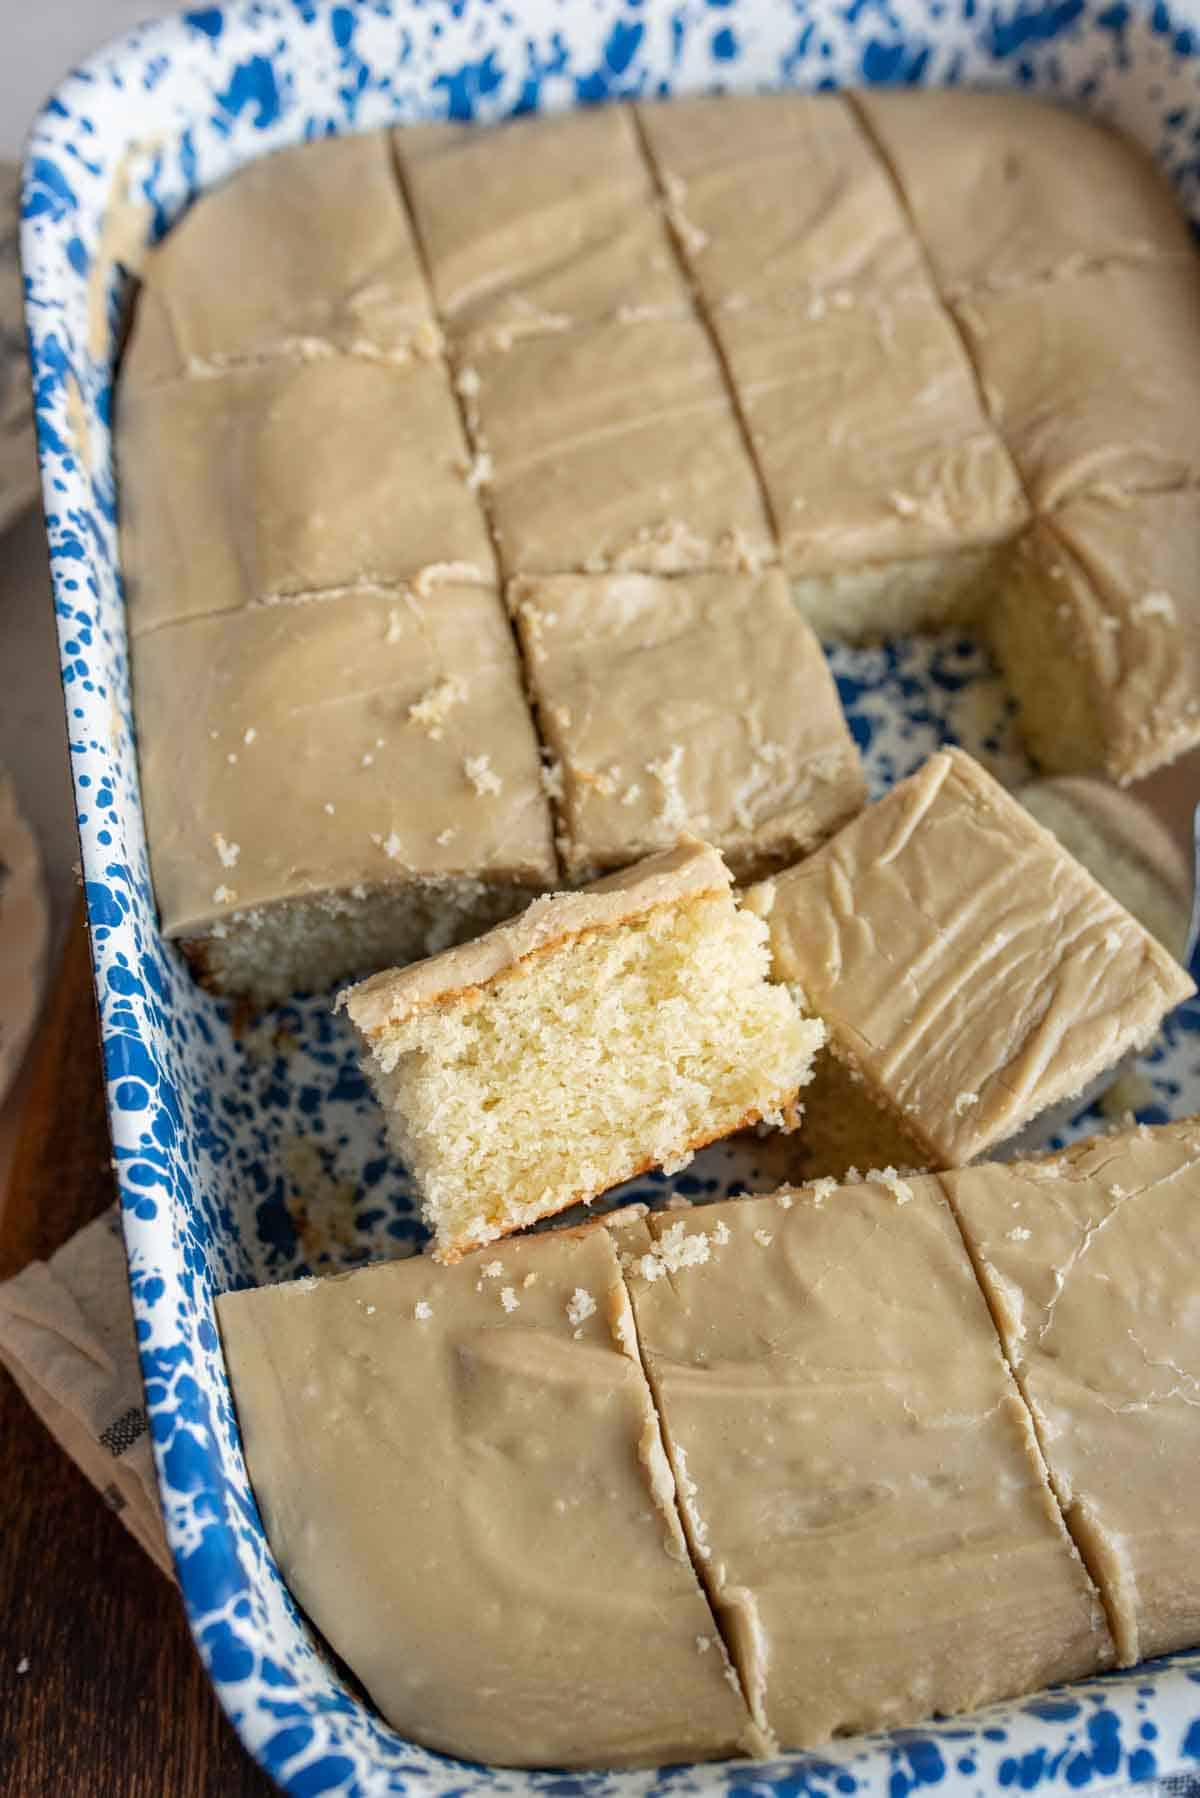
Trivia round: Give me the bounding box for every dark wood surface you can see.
[0,905,276,1798]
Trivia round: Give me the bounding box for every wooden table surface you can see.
[0,908,276,1798]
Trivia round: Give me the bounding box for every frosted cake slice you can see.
[992,490,1200,785]
[717,296,1027,636]
[131,583,555,1003]
[945,1118,1200,1664]
[216,1225,757,1768]
[338,840,823,1261]
[457,316,774,578]
[635,90,925,310]
[622,1180,1113,1749]
[956,261,1200,509]
[120,130,439,385]
[395,106,687,354]
[510,568,865,881]
[118,357,494,633]
[855,88,1196,299]
[747,748,1194,1170]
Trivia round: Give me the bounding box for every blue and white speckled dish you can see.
[21,3,1200,1792]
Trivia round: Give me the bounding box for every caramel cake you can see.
[117,91,1200,999]
[746,748,1194,1178]
[337,840,822,1260]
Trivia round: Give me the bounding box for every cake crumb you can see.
[409,675,468,740]
[753,1228,773,1248]
[414,1300,432,1321]
[540,759,564,801]
[226,752,238,765]
[566,1288,596,1330]
[436,827,457,847]
[465,754,503,797]
[382,832,404,861]
[464,449,493,492]
[696,1635,713,1654]
[243,727,257,745]
[323,802,336,815]
[361,752,374,768]
[212,884,237,905]
[1006,1226,1031,1242]
[620,783,642,807]
[523,1272,538,1288]
[365,1304,376,1315]
[499,1286,520,1313]
[775,1191,795,1210]
[809,1176,838,1205]
[213,833,240,869]
[1134,589,1176,622]
[711,1219,731,1246]
[871,1166,914,1205]
[636,1220,714,1283]
[646,744,695,833]
[954,1091,979,1116]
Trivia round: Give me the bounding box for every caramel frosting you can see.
[750,748,1194,1164]
[958,261,1200,508]
[945,1119,1200,1664]
[120,132,437,384]
[118,358,495,632]
[856,88,1196,298]
[216,1224,756,1768]
[635,91,925,310]
[623,1181,1113,1748]
[132,583,554,938]
[460,315,774,578]
[396,108,687,352]
[720,295,1028,574]
[510,569,865,879]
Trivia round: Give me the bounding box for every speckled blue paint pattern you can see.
[18,2,1200,1795]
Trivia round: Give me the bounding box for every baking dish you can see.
[21,2,1200,1792]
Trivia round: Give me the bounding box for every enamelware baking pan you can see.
[21,2,1200,1791]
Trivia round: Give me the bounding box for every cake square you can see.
[717,296,1026,615]
[957,261,1200,508]
[622,1179,1112,1749]
[132,583,554,1002]
[510,568,865,880]
[120,130,438,386]
[636,91,924,311]
[338,840,824,1260]
[118,357,495,631]
[395,106,688,354]
[459,317,774,577]
[216,1224,756,1768]
[748,747,1194,1167]
[856,89,1196,299]
[991,491,1200,784]
[945,1119,1200,1665]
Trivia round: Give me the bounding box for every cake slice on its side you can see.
[745,747,1194,1177]
[338,839,824,1261]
